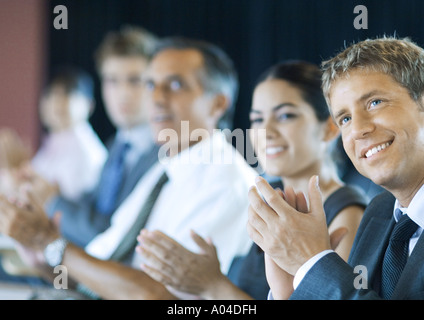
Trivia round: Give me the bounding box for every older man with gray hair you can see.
[0,36,256,300]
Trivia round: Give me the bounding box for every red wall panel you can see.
[0,0,47,151]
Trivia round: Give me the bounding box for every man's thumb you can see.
[307,175,324,217]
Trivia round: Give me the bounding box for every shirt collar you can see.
[394,183,424,229]
[116,124,154,153]
[162,130,229,182]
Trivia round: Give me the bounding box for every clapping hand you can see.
[0,187,59,251]
[136,229,224,298]
[247,176,347,299]
[0,128,31,169]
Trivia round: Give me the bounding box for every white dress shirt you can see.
[393,185,424,254]
[291,183,424,291]
[32,122,107,201]
[85,131,256,277]
[115,123,155,171]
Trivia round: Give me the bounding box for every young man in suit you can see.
[247,36,424,299]
[0,37,256,299]
[44,26,161,247]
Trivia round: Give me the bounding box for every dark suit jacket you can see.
[47,136,160,248]
[290,191,424,300]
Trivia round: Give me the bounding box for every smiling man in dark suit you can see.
[247,36,424,300]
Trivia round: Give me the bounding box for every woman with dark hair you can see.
[136,61,367,300]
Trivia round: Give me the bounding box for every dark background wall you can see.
[47,0,424,143]
[3,0,424,148]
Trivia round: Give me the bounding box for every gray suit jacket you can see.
[47,136,160,248]
[290,191,424,300]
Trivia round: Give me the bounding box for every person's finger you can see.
[189,229,216,255]
[0,194,16,218]
[275,188,285,200]
[246,207,266,250]
[140,229,185,253]
[307,175,325,217]
[21,187,47,218]
[136,241,175,276]
[254,177,281,204]
[329,227,348,250]
[248,185,279,223]
[0,195,20,235]
[254,176,296,219]
[137,232,176,264]
[247,203,270,240]
[283,186,296,208]
[140,262,174,287]
[296,191,308,213]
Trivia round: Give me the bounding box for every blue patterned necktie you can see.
[380,210,418,299]
[96,141,131,216]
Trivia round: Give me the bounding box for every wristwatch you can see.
[43,237,68,267]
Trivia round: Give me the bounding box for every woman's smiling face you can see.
[250,79,329,179]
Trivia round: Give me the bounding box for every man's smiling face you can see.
[329,69,424,192]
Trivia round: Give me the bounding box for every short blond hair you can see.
[321,36,424,106]
[94,25,158,72]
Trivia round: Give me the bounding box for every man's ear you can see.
[88,99,95,117]
[419,95,424,112]
[323,117,340,142]
[209,94,230,120]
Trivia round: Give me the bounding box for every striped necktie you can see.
[109,171,169,262]
[380,210,418,299]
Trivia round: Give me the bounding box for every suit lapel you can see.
[353,215,395,287]
[392,231,424,299]
[349,191,396,291]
